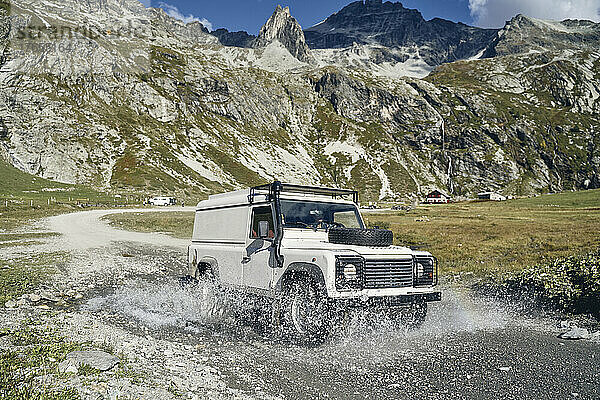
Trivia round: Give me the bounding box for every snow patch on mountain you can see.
[314,46,434,79]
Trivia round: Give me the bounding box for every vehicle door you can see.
[243,205,275,291]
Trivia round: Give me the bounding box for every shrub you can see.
[504,250,600,316]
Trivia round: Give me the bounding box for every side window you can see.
[250,206,275,239]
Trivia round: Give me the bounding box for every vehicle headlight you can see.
[414,256,437,286]
[343,264,358,281]
[335,256,364,290]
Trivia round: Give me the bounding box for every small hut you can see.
[425,190,451,204]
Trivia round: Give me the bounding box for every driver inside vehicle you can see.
[250,207,275,239]
[308,209,326,229]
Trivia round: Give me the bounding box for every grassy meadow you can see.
[103,212,194,239]
[0,159,150,231]
[365,189,600,277]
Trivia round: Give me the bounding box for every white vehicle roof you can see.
[196,189,357,211]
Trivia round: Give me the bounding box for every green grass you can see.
[500,250,600,316]
[1,324,82,399]
[103,212,194,239]
[0,158,151,231]
[1,321,146,399]
[0,232,60,242]
[0,204,77,231]
[364,190,600,278]
[0,252,69,304]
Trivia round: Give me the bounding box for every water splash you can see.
[320,288,515,366]
[84,279,227,330]
[84,279,516,355]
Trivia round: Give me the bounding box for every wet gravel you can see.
[85,274,600,400]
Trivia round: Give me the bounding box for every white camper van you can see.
[188,182,441,340]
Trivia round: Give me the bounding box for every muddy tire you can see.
[194,262,215,283]
[328,228,393,247]
[280,279,332,343]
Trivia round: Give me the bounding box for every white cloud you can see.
[469,0,600,27]
[158,3,213,30]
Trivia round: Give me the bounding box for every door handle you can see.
[242,256,251,263]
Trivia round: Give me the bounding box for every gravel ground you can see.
[1,209,599,399]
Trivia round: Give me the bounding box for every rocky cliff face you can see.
[0,0,598,201]
[304,0,499,66]
[211,28,255,48]
[252,5,313,64]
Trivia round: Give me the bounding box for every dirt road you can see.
[2,209,599,399]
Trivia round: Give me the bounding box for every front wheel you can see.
[280,279,332,343]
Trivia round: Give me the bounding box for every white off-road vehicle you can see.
[187,182,441,340]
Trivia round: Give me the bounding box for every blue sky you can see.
[153,0,474,34]
[152,0,600,33]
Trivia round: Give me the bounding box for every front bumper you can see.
[332,291,442,308]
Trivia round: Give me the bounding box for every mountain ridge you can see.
[0,0,598,201]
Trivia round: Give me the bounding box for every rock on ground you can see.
[558,326,591,340]
[58,350,119,373]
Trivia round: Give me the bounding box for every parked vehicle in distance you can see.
[148,196,176,206]
[187,182,441,341]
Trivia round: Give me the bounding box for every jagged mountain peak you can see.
[253,5,313,63]
[506,13,600,32]
[211,28,255,47]
[275,4,291,15]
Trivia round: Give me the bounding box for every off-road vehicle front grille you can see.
[363,258,414,289]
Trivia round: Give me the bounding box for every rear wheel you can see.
[194,263,215,283]
[191,263,227,321]
[280,278,332,343]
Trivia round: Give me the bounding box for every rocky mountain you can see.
[252,5,313,64]
[483,14,600,58]
[304,0,499,66]
[0,0,598,202]
[211,28,255,48]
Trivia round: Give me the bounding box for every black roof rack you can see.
[249,181,359,204]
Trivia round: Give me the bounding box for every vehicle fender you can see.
[275,262,326,292]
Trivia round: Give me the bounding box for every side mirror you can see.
[258,221,270,239]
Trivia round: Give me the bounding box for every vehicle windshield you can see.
[280,200,364,230]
